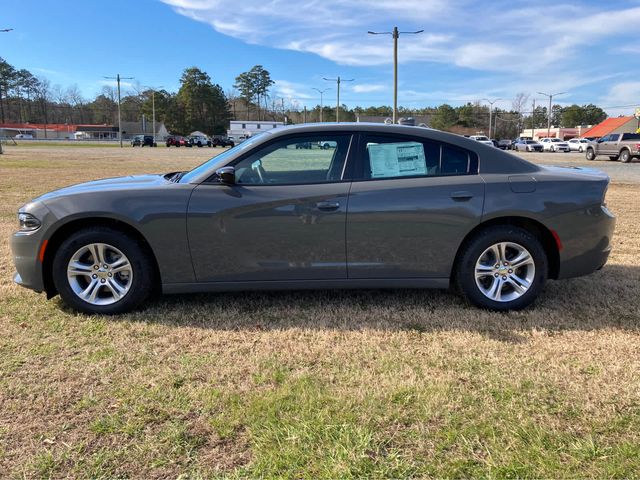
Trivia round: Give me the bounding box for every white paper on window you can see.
[368,142,427,178]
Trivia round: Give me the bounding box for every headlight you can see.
[18,212,41,231]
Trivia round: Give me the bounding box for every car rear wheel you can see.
[52,227,155,314]
[455,226,547,311]
[620,149,631,163]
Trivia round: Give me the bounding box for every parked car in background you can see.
[585,133,640,163]
[11,123,615,314]
[131,135,156,147]
[319,140,337,149]
[540,138,570,152]
[567,138,591,153]
[165,136,192,147]
[514,140,543,152]
[497,139,511,150]
[189,135,212,148]
[469,135,494,146]
[211,136,235,148]
[14,133,34,140]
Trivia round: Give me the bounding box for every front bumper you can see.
[10,230,46,292]
[9,202,56,293]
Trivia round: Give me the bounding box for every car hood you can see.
[33,174,169,203]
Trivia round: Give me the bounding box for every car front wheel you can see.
[585,149,595,160]
[52,227,155,314]
[455,226,547,311]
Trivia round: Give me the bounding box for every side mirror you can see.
[216,166,235,184]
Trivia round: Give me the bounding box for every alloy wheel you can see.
[66,243,133,305]
[474,242,535,302]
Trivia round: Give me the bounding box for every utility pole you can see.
[144,86,163,146]
[104,74,134,147]
[368,26,423,124]
[312,87,331,122]
[323,77,353,122]
[0,28,14,154]
[303,106,307,123]
[537,91,567,139]
[482,98,501,139]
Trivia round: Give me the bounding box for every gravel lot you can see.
[514,151,640,184]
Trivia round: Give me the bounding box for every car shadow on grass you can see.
[78,264,640,344]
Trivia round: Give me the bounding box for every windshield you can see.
[179,133,268,183]
[551,138,561,142]
[474,136,489,141]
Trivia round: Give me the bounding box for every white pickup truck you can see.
[469,135,494,147]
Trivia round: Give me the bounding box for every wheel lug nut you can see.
[100,278,106,283]
[502,276,507,280]
[103,264,108,269]
[108,272,112,277]
[494,273,499,277]
[92,274,97,279]
[508,269,513,273]
[93,265,99,270]
[503,262,509,266]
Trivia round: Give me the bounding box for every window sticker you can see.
[367,142,427,178]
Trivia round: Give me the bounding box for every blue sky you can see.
[3,0,640,114]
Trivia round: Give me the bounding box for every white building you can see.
[227,121,284,141]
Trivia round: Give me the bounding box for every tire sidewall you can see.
[51,228,154,314]
[456,226,548,311]
[620,150,631,163]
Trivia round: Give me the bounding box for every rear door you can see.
[346,133,485,279]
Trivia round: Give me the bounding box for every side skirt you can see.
[162,277,450,294]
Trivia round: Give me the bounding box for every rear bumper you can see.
[550,205,616,279]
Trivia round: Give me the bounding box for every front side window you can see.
[358,134,476,180]
[233,134,352,185]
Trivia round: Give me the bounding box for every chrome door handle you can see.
[316,201,340,211]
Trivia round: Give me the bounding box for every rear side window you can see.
[358,134,477,180]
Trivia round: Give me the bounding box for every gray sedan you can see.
[10,123,615,314]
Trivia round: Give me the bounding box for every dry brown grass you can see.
[1,145,639,478]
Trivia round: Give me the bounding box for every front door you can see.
[346,133,485,279]
[187,133,353,282]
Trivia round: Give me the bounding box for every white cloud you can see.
[352,84,386,93]
[272,79,313,100]
[602,82,640,111]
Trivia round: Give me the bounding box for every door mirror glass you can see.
[215,166,236,184]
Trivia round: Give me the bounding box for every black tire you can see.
[455,226,547,311]
[620,149,631,163]
[51,227,155,315]
[585,148,595,161]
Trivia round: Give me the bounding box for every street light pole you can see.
[537,91,567,139]
[481,98,501,139]
[104,74,134,147]
[368,26,423,124]
[323,77,353,122]
[312,87,331,122]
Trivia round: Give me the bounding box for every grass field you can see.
[1,145,639,478]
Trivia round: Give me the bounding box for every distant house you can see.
[227,120,284,140]
[74,124,118,140]
[580,116,638,139]
[118,121,168,140]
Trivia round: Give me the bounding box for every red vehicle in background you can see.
[165,136,192,147]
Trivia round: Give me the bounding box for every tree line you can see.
[0,57,609,138]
